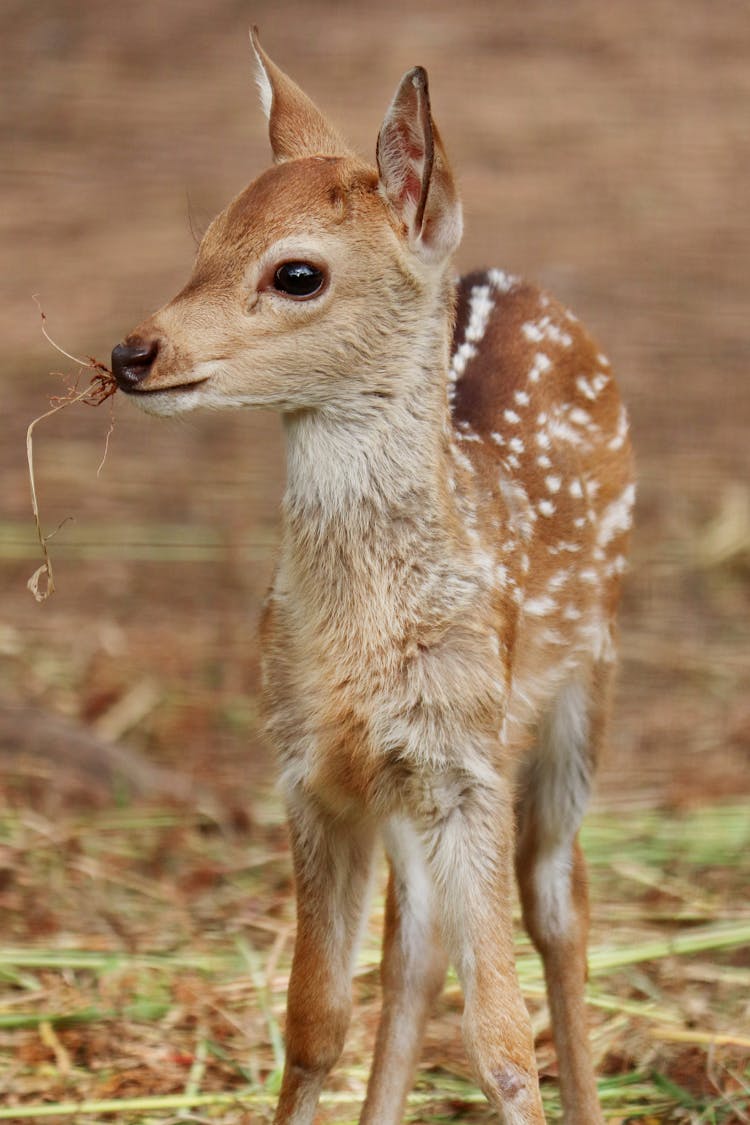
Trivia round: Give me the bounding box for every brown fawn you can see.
[111,31,634,1125]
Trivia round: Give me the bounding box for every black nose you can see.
[111,338,159,391]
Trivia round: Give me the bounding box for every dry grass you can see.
[25,303,117,604]
[0,795,747,1124]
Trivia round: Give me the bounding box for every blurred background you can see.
[2,0,747,808]
[1,3,749,1118]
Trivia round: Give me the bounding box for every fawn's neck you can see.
[283,394,448,522]
[278,312,475,635]
[284,299,455,519]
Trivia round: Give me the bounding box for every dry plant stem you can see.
[26,299,117,602]
[97,402,116,478]
[27,385,94,602]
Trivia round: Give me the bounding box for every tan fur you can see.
[113,35,634,1125]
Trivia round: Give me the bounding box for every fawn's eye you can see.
[273,262,325,298]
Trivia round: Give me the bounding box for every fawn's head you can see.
[111,31,462,416]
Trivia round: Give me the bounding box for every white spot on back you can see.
[450,341,474,379]
[524,595,557,617]
[465,285,494,343]
[528,352,552,383]
[488,268,519,294]
[597,483,636,546]
[576,373,609,401]
[607,404,630,451]
[449,281,495,391]
[548,569,571,591]
[450,443,476,476]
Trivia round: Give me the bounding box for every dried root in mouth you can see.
[27,299,118,603]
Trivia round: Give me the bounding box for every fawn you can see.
[111,31,634,1125]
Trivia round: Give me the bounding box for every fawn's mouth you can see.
[126,377,210,396]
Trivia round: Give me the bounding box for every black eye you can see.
[273,262,325,298]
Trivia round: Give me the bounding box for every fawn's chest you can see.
[261,544,510,811]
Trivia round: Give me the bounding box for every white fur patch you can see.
[449,283,494,389]
[534,845,574,940]
[607,404,630,451]
[252,53,273,120]
[465,285,494,343]
[528,351,552,383]
[528,680,592,909]
[597,483,636,547]
[488,267,519,293]
[524,595,556,617]
[383,817,434,968]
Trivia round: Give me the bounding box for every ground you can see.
[0,1,749,1121]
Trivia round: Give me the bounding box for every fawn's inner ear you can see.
[377,67,434,225]
[377,66,462,264]
[250,27,349,163]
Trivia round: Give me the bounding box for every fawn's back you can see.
[448,270,633,739]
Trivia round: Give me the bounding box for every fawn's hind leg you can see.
[360,817,448,1125]
[515,665,611,1125]
[274,792,376,1125]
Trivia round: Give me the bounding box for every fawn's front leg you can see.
[417,770,545,1125]
[274,793,376,1125]
[360,817,448,1125]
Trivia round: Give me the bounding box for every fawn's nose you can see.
[111,338,159,391]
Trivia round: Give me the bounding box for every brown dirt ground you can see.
[1,1,749,1119]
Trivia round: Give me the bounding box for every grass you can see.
[0,799,748,1124]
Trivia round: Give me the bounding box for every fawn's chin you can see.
[125,379,209,416]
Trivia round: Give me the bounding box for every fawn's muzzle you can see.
[111,338,159,391]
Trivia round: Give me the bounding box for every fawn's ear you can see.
[376,67,462,264]
[250,28,348,162]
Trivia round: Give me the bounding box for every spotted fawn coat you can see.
[111,31,634,1125]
